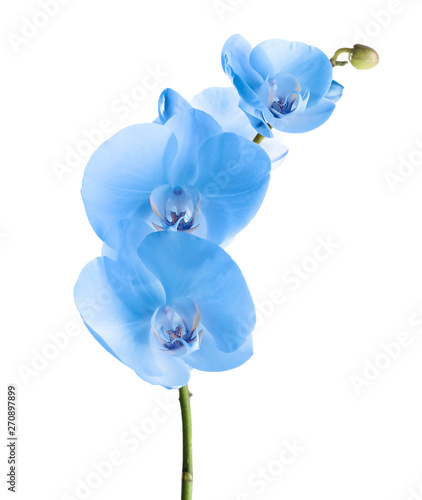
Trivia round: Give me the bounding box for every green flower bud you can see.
[349,44,379,70]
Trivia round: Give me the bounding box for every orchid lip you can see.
[151,298,203,357]
[150,184,201,233]
[270,91,300,115]
[266,73,302,117]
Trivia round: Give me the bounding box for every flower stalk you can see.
[253,125,272,145]
[330,47,353,67]
[179,385,193,500]
[252,133,265,145]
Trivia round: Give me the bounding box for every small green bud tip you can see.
[349,44,379,70]
[331,45,379,70]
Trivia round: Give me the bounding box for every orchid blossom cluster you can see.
[74,34,378,499]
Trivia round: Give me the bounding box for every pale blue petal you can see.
[260,129,289,169]
[194,133,271,245]
[138,232,256,353]
[185,330,253,372]
[221,34,262,90]
[101,218,164,310]
[84,321,122,362]
[164,108,222,185]
[102,218,152,261]
[190,87,255,140]
[325,80,344,103]
[220,37,270,127]
[238,101,273,138]
[190,88,287,166]
[250,39,333,107]
[74,257,190,389]
[157,88,192,124]
[232,72,269,120]
[81,123,177,241]
[271,98,336,133]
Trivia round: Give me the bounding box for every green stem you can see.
[253,125,272,145]
[330,47,353,67]
[179,385,193,500]
[253,133,265,145]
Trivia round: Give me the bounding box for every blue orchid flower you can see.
[221,34,344,137]
[82,107,271,246]
[74,222,255,389]
[156,87,289,168]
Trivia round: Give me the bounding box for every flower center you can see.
[150,185,201,233]
[151,298,203,357]
[267,73,301,117]
[270,92,299,115]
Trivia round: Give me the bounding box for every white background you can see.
[1,1,422,499]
